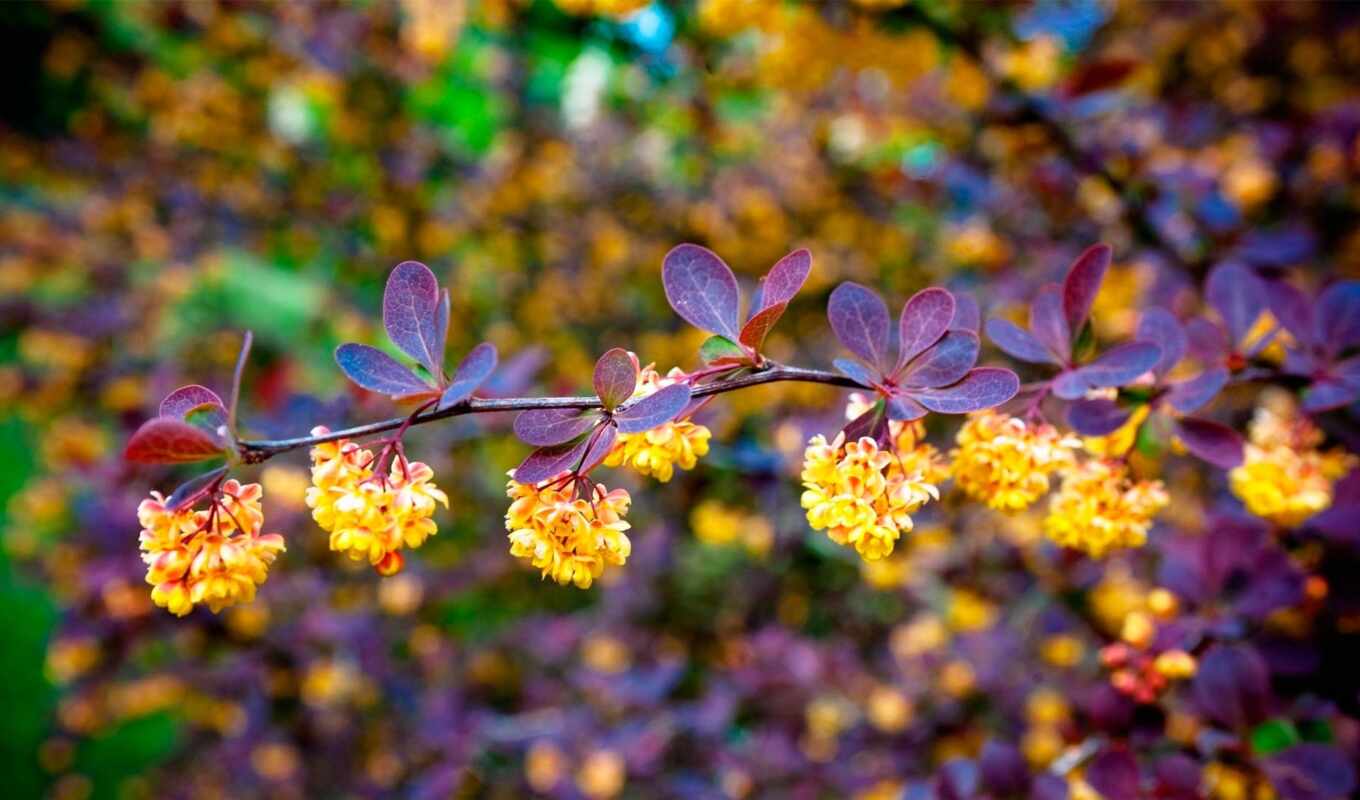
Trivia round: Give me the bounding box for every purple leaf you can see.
[1193,643,1270,729]
[615,383,692,433]
[1167,367,1229,413]
[828,282,892,374]
[757,248,812,311]
[1077,341,1161,388]
[1085,746,1140,800]
[1175,417,1244,468]
[833,358,877,388]
[165,465,229,511]
[1265,277,1312,344]
[1335,354,1360,390]
[578,424,618,474]
[1301,378,1357,413]
[985,318,1061,365]
[842,404,889,444]
[900,331,979,389]
[1186,317,1229,362]
[885,393,928,421]
[910,368,1019,413]
[384,260,445,377]
[124,417,227,464]
[1051,369,1091,400]
[978,741,1028,797]
[335,343,434,397]
[514,408,601,446]
[1264,744,1358,800]
[161,385,225,419]
[514,438,591,484]
[1137,307,1187,378]
[663,244,741,340]
[1206,261,1266,347]
[1315,280,1360,359]
[593,348,639,410]
[1062,243,1112,334]
[440,343,498,408]
[895,287,955,376]
[1030,285,1072,362]
[1067,397,1131,436]
[739,303,788,352]
[950,292,980,332]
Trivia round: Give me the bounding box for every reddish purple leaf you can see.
[842,404,889,443]
[1067,397,1131,435]
[616,383,692,433]
[593,348,639,410]
[578,424,618,474]
[1186,316,1229,361]
[1051,368,1091,400]
[828,282,891,373]
[1264,744,1357,800]
[950,292,980,332]
[909,367,1019,413]
[985,318,1061,365]
[335,343,433,397]
[440,342,498,408]
[1062,244,1112,335]
[1137,307,1187,378]
[739,302,788,352]
[124,417,226,464]
[1301,378,1357,413]
[756,248,812,311]
[885,393,928,421]
[978,741,1028,797]
[1062,58,1138,97]
[1085,746,1140,800]
[165,465,229,511]
[1207,262,1266,346]
[895,288,955,376]
[1265,277,1312,344]
[833,358,877,388]
[383,260,445,377]
[1168,367,1229,413]
[1315,280,1360,358]
[1030,285,1072,363]
[1193,643,1270,729]
[900,331,979,389]
[514,438,591,484]
[1076,341,1161,388]
[514,408,602,446]
[161,385,225,419]
[662,244,741,340]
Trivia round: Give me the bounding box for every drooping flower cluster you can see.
[951,411,1079,512]
[305,427,447,576]
[138,479,285,616]
[800,432,941,561]
[1043,460,1169,557]
[604,365,712,482]
[1229,391,1356,527]
[505,472,632,588]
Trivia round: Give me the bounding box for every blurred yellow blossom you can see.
[1044,460,1168,557]
[1230,392,1355,526]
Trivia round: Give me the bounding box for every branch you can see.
[236,364,861,463]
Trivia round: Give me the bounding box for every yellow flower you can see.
[137,479,285,617]
[1229,393,1355,527]
[505,471,632,589]
[952,411,1079,511]
[800,431,940,561]
[305,427,447,575]
[604,365,711,482]
[1044,460,1168,557]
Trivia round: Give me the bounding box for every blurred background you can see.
[2,1,1359,798]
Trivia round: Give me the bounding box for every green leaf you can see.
[699,335,747,364]
[1251,719,1301,756]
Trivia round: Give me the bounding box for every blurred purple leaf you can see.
[1176,417,1244,468]
[483,346,547,397]
[384,260,445,377]
[1301,378,1356,413]
[1137,307,1187,378]
[756,248,811,311]
[1266,277,1312,344]
[335,343,433,397]
[1051,368,1091,400]
[950,292,980,332]
[910,367,1019,413]
[1062,243,1112,334]
[663,244,741,340]
[828,282,891,373]
[979,741,1028,796]
[900,331,978,389]
[1085,746,1140,800]
[615,384,692,433]
[161,384,225,419]
[440,342,498,408]
[593,348,639,410]
[1067,397,1131,435]
[1263,744,1357,800]
[1206,262,1266,346]
[986,318,1061,364]
[1168,367,1229,413]
[895,287,955,375]
[1030,285,1072,362]
[833,358,877,388]
[165,465,229,511]
[1154,755,1203,800]
[124,417,227,464]
[1032,774,1069,800]
[513,408,601,446]
[1315,280,1360,358]
[1077,341,1161,388]
[1187,316,1230,361]
[1193,643,1270,729]
[885,393,928,421]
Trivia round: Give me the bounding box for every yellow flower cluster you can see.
[800,432,941,561]
[604,365,711,482]
[952,411,1079,511]
[1229,392,1356,527]
[305,427,447,576]
[138,479,285,616]
[1044,460,1169,557]
[505,472,632,589]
